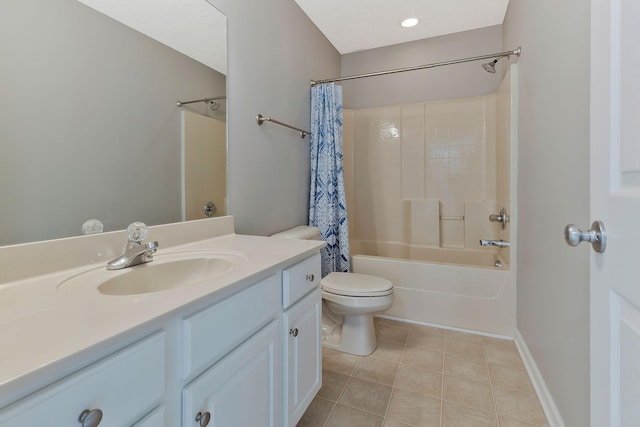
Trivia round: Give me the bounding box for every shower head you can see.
[481,47,521,74]
[482,59,499,73]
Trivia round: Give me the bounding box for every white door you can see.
[590,0,640,425]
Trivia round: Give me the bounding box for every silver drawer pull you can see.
[196,411,211,426]
[289,328,299,337]
[78,409,103,427]
[306,274,315,282]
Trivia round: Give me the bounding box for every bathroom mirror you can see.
[0,0,227,246]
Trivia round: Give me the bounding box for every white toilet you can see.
[272,226,394,356]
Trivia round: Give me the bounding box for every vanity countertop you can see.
[0,226,324,406]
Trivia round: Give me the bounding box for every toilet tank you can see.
[271,225,320,240]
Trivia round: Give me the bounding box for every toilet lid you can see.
[321,272,393,297]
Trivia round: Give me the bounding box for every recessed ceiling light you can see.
[400,18,419,28]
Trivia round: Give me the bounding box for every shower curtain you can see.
[309,83,351,276]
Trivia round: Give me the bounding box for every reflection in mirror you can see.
[0,0,227,246]
[182,110,226,220]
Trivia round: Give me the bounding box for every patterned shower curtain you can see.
[309,83,351,276]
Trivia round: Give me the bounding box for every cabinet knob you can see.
[306,274,315,282]
[196,411,211,426]
[289,328,299,337]
[78,409,103,427]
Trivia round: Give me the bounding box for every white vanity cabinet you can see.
[281,254,322,427]
[0,333,166,427]
[182,321,280,427]
[0,240,323,427]
[180,274,281,427]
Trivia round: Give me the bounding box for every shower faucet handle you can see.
[489,208,509,230]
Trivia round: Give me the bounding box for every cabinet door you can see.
[134,406,165,426]
[283,288,322,427]
[0,333,165,427]
[182,321,280,427]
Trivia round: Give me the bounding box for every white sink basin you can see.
[58,250,246,296]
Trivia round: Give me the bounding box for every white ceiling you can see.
[294,0,510,54]
[77,0,226,74]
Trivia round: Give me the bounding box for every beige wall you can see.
[504,1,591,426]
[341,25,504,109]
[207,0,341,236]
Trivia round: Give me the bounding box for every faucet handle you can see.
[126,221,149,245]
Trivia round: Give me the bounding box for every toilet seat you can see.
[321,272,393,297]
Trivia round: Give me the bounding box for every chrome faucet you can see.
[479,239,511,248]
[107,222,159,270]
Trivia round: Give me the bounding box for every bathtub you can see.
[350,242,516,337]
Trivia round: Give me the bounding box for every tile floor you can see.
[297,318,549,427]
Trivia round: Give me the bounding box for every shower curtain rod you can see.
[310,47,521,86]
[176,95,226,107]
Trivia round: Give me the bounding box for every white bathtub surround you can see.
[343,95,500,251]
[342,66,519,339]
[404,200,440,247]
[350,241,503,269]
[0,216,325,426]
[464,201,499,248]
[352,248,516,337]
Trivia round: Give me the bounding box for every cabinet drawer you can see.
[282,253,321,308]
[0,333,165,427]
[181,274,280,379]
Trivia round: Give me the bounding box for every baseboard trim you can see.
[514,329,566,427]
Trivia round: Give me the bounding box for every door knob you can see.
[564,220,607,253]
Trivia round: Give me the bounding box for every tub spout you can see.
[480,239,510,248]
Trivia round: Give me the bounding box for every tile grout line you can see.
[441,331,504,424]
[319,396,336,427]
[484,337,501,427]
[313,322,544,427]
[321,350,361,427]
[381,326,409,424]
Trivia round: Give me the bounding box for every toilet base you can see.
[321,311,377,356]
